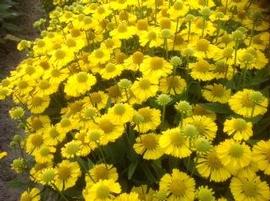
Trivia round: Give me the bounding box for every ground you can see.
[0,0,43,200]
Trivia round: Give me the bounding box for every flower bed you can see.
[1,0,270,200]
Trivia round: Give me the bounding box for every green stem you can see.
[164,38,168,59]
[188,21,191,42]
[161,105,166,130]
[52,184,68,201]
[173,17,180,50]
[201,18,206,38]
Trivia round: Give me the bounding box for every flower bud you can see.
[118,79,132,89]
[170,56,182,67]
[175,101,192,116]
[157,94,172,106]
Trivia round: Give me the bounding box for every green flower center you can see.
[170,179,186,197]
[242,181,258,197]
[229,144,244,158]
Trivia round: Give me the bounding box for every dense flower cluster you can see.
[0,0,270,200]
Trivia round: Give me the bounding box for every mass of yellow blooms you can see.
[1,0,270,200]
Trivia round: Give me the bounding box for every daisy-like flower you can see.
[196,148,231,182]
[64,72,96,97]
[139,27,163,48]
[26,132,46,154]
[159,75,187,95]
[44,125,66,146]
[61,140,82,159]
[114,192,140,201]
[182,115,217,141]
[107,103,134,124]
[216,139,252,173]
[27,95,50,114]
[202,83,231,104]
[159,169,195,201]
[110,22,136,40]
[86,163,119,184]
[88,48,111,66]
[83,179,121,201]
[253,140,270,175]
[133,107,161,133]
[37,167,56,186]
[230,175,270,201]
[131,77,159,103]
[100,63,123,80]
[55,160,81,191]
[159,128,191,158]
[133,133,163,160]
[35,79,59,96]
[196,186,215,201]
[189,59,216,81]
[140,56,173,81]
[34,145,56,164]
[49,46,74,68]
[20,188,40,201]
[223,118,253,141]
[229,89,268,118]
[94,115,124,145]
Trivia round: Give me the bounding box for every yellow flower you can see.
[34,79,59,96]
[88,48,111,66]
[0,151,7,160]
[196,186,215,201]
[100,63,123,80]
[26,132,46,154]
[134,107,161,133]
[83,179,121,201]
[230,175,270,201]
[94,115,124,145]
[229,89,268,118]
[131,77,159,104]
[27,95,50,114]
[55,160,81,190]
[107,103,134,124]
[140,56,173,81]
[202,83,231,104]
[61,140,83,159]
[223,118,253,141]
[196,148,231,182]
[133,133,163,160]
[110,22,136,40]
[253,140,270,175]
[189,59,216,81]
[159,169,195,201]
[20,188,40,201]
[159,75,186,95]
[37,167,56,186]
[115,192,140,201]
[216,139,252,173]
[49,46,74,68]
[159,128,191,158]
[182,115,217,141]
[86,163,119,184]
[168,0,188,19]
[64,72,96,97]
[44,125,66,146]
[139,27,163,48]
[34,145,56,164]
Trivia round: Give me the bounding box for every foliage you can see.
[0,0,19,44]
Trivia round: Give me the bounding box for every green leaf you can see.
[200,103,232,114]
[7,178,28,189]
[128,161,138,180]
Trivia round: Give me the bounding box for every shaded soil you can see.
[0,0,43,200]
